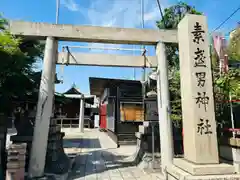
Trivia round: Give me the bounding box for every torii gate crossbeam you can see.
[9,21,178,45]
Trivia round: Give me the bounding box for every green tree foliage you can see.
[0,14,8,31]
[155,2,202,125]
[155,2,240,128]
[228,27,240,61]
[0,15,44,113]
[212,25,240,126]
[156,2,202,69]
[213,68,240,127]
[215,69,240,99]
[168,69,181,123]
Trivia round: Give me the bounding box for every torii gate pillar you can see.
[28,37,57,178]
[156,42,174,172]
[79,94,85,133]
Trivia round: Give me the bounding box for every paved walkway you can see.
[64,129,163,180]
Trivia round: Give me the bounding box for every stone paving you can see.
[64,129,163,180]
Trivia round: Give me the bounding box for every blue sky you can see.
[1,0,239,94]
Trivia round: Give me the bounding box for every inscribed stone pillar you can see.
[28,37,57,177]
[178,14,219,164]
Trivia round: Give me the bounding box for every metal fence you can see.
[53,116,91,129]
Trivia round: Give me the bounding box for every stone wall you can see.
[6,143,27,180]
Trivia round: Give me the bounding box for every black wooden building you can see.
[89,77,144,146]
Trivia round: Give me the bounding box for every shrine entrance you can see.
[9,14,237,180]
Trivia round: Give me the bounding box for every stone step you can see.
[8,143,27,150]
[144,121,159,126]
[118,140,137,145]
[8,149,26,155]
[10,135,32,142]
[143,121,150,127]
[135,132,143,139]
[7,161,25,169]
[7,168,25,173]
[139,125,147,134]
[8,154,26,161]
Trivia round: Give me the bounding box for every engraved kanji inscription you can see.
[195,92,209,112]
[194,48,206,67]
[197,118,212,135]
[195,72,206,87]
[191,22,205,44]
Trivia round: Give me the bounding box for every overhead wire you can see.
[133,44,136,80]
[156,0,167,27]
[56,0,65,84]
[138,0,153,72]
[60,46,79,84]
[141,0,146,81]
[212,4,240,33]
[65,46,78,64]
[139,1,155,78]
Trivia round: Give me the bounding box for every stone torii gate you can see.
[10,14,239,179]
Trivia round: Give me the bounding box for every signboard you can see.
[145,98,158,121]
[120,102,144,122]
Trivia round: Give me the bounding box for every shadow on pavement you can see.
[68,149,136,179]
[63,138,101,149]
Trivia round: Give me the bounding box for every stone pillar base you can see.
[167,163,240,180]
[173,158,235,176]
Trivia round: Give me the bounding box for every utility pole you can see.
[54,0,60,110]
[141,0,146,81]
[56,0,60,24]
[133,45,136,80]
